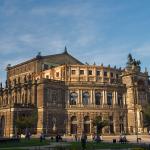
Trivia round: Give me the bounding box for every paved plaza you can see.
[64,134,150,144]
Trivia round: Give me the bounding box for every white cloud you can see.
[133,44,150,57]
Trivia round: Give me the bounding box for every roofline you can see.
[7,51,84,70]
[7,57,38,70]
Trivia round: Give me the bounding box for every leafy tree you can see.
[92,117,108,134]
[143,105,150,128]
[15,110,37,134]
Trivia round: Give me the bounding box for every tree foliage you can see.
[92,117,108,134]
[15,110,37,134]
[143,105,150,127]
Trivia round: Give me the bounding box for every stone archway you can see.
[70,116,77,134]
[84,116,90,134]
[0,116,5,136]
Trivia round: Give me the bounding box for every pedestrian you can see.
[40,133,43,142]
[81,133,87,150]
[75,134,77,142]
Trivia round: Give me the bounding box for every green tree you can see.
[92,117,108,134]
[15,110,37,134]
[143,105,150,128]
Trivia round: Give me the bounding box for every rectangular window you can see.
[80,70,84,75]
[96,70,100,76]
[71,70,76,75]
[104,71,107,77]
[88,70,92,75]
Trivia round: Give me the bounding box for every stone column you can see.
[77,90,80,105]
[66,89,70,106]
[105,90,107,105]
[93,90,95,105]
[116,91,118,105]
[113,91,116,106]
[94,67,96,82]
[102,90,105,107]
[90,90,93,105]
[79,89,82,106]
[67,115,71,135]
[86,67,88,81]
[28,87,31,104]
[123,93,126,105]
[32,81,37,105]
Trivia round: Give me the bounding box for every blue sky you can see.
[0,0,150,83]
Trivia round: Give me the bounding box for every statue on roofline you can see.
[126,53,141,71]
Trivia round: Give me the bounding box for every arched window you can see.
[84,116,90,134]
[118,93,123,107]
[109,116,114,133]
[107,93,112,105]
[82,92,90,105]
[70,92,78,105]
[95,93,101,105]
[119,116,124,133]
[22,94,24,104]
[71,116,77,134]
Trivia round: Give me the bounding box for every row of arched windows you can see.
[71,116,91,134]
[69,92,123,106]
[0,91,32,106]
[70,115,124,134]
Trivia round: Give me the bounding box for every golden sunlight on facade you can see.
[0,49,149,137]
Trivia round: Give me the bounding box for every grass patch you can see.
[0,139,146,150]
[0,138,49,148]
[69,142,144,150]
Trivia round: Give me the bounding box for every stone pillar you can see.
[90,90,93,105]
[66,89,70,106]
[67,114,71,135]
[113,91,116,106]
[77,90,80,105]
[93,90,95,105]
[94,67,96,82]
[32,81,37,105]
[79,90,82,106]
[123,93,126,105]
[105,90,107,105]
[76,113,81,135]
[102,90,105,106]
[37,80,45,134]
[28,87,31,104]
[116,91,118,105]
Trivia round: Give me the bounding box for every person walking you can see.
[81,133,87,150]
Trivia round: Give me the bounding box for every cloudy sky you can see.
[0,0,150,83]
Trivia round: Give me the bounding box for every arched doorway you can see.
[84,116,90,134]
[0,116,5,136]
[70,116,77,134]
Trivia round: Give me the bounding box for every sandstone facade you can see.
[0,50,149,137]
